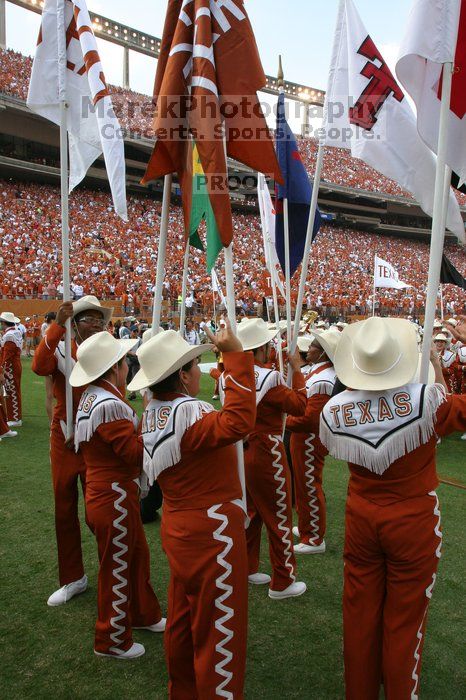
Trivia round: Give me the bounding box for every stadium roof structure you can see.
[6,0,325,105]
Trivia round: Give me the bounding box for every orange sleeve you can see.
[287,392,330,433]
[95,420,143,468]
[32,322,64,376]
[1,341,18,365]
[182,351,256,451]
[262,370,307,417]
[435,394,466,437]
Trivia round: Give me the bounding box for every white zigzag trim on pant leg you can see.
[109,482,129,655]
[4,365,19,421]
[270,435,295,583]
[304,434,320,545]
[410,491,443,699]
[207,504,235,700]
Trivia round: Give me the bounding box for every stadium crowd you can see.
[2,48,466,207]
[0,179,465,318]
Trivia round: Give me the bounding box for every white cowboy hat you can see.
[238,318,279,351]
[336,321,348,329]
[334,317,419,391]
[444,318,458,327]
[432,320,443,328]
[128,330,212,391]
[0,312,20,324]
[315,321,327,328]
[72,295,113,323]
[434,333,449,342]
[297,335,314,353]
[267,320,287,332]
[311,328,341,363]
[142,327,164,344]
[69,332,138,387]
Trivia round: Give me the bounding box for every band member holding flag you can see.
[232,318,308,599]
[71,332,165,660]
[287,329,340,554]
[32,296,112,606]
[129,320,256,698]
[320,317,466,699]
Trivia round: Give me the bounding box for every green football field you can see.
[1,357,464,699]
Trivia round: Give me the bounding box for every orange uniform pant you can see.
[245,434,296,591]
[343,490,442,700]
[4,357,22,421]
[86,479,162,655]
[162,502,248,700]
[50,425,88,586]
[0,401,9,435]
[290,432,326,546]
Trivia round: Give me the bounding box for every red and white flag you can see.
[396,0,466,189]
[257,173,285,298]
[374,256,411,290]
[27,0,127,220]
[322,0,464,242]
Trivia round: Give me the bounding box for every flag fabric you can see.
[396,0,466,188]
[143,0,282,250]
[323,0,464,243]
[440,253,466,288]
[27,0,127,219]
[211,267,227,306]
[275,93,322,277]
[374,256,411,289]
[257,173,286,297]
[189,143,223,270]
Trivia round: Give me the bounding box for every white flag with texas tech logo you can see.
[322,0,464,242]
[27,0,127,220]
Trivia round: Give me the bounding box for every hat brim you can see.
[69,339,138,387]
[127,343,213,392]
[240,328,279,352]
[334,319,419,390]
[72,302,113,323]
[0,314,20,324]
[311,330,338,363]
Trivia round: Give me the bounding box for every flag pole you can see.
[179,240,190,336]
[278,58,293,355]
[372,255,377,317]
[220,128,247,518]
[151,174,173,335]
[290,140,324,352]
[57,0,72,439]
[420,62,454,382]
[269,257,284,373]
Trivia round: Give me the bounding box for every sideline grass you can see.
[0,357,464,699]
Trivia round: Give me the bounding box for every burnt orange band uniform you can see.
[142,351,256,700]
[76,380,162,655]
[244,362,306,590]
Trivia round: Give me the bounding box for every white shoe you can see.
[268,581,307,600]
[292,526,300,538]
[133,617,166,632]
[212,394,219,400]
[0,430,17,438]
[7,420,22,427]
[47,574,88,606]
[294,541,326,555]
[248,572,271,585]
[461,433,466,441]
[95,642,145,659]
